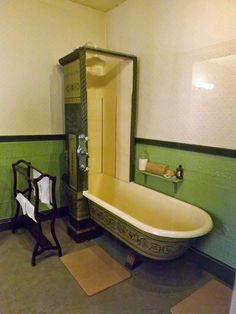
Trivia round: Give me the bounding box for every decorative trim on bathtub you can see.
[88,201,190,261]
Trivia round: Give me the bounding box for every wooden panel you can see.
[68,134,78,190]
[64,59,80,104]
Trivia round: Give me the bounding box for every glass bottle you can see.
[176,165,184,179]
[138,151,149,171]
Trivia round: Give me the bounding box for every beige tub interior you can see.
[87,173,212,237]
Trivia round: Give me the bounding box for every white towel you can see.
[16,193,36,222]
[33,169,52,209]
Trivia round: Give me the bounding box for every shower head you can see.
[86,55,106,76]
[86,56,106,67]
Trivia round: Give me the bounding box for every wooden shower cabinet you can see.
[59,46,137,242]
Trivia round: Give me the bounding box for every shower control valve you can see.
[80,165,89,172]
[77,133,89,172]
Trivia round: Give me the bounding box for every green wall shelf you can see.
[139,170,183,192]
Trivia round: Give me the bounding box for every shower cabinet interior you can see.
[59,46,137,241]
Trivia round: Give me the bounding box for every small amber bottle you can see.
[176,165,184,179]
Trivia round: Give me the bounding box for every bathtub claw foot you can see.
[125,251,142,269]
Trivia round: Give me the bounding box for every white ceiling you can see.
[70,0,126,12]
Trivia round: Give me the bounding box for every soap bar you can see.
[145,162,169,176]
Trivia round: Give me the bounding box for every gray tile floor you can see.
[0,218,213,314]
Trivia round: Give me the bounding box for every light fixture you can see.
[194,81,214,90]
[85,42,106,76]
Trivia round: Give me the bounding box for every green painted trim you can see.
[136,138,236,158]
[130,56,138,181]
[59,46,137,66]
[80,50,88,137]
[0,135,66,142]
[79,48,88,192]
[0,207,69,233]
[84,47,137,60]
[186,247,236,287]
[0,218,12,232]
[59,49,80,66]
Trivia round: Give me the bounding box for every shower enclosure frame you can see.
[59,46,137,242]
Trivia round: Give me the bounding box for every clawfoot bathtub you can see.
[83,174,213,261]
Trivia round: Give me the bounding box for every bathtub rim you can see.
[83,189,213,239]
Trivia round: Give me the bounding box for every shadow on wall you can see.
[50,65,64,134]
[211,214,227,236]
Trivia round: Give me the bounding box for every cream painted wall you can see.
[106,0,236,149]
[0,0,105,135]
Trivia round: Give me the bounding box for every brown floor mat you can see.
[60,244,131,296]
[171,279,233,314]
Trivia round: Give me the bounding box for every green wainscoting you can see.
[0,139,66,220]
[135,143,236,269]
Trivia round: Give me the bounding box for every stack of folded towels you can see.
[145,162,175,178]
[145,162,169,176]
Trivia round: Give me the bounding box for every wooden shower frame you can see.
[59,46,138,184]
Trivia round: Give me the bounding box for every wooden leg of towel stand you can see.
[12,202,20,233]
[31,222,42,266]
[29,216,62,266]
[50,215,62,257]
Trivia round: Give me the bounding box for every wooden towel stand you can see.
[12,160,62,266]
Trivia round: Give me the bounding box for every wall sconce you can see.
[194,81,214,90]
[85,41,107,76]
